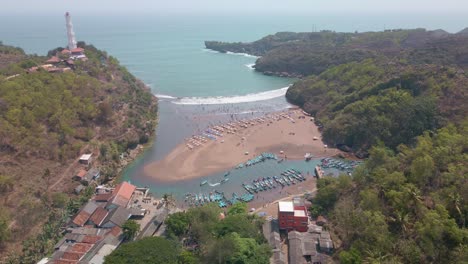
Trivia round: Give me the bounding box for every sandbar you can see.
[144,109,340,182]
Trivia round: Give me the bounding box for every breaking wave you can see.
[171,86,290,105]
[226,51,259,58]
[155,94,177,99]
[245,63,255,70]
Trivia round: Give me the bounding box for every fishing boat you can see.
[304,153,312,161]
[200,180,208,186]
[221,178,229,184]
[224,171,231,177]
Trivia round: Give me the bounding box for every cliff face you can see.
[0,42,157,258]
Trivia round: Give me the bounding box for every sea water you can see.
[1,13,466,198]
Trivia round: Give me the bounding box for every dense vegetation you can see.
[287,60,467,153]
[107,203,271,264]
[105,237,180,264]
[310,124,467,263]
[207,28,468,153]
[208,28,468,263]
[0,42,157,260]
[206,29,468,77]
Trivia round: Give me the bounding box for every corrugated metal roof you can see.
[89,207,108,227]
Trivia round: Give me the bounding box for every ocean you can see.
[1,12,466,200]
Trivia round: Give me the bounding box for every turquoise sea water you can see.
[1,13,466,198]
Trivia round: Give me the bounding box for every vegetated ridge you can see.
[0,41,157,261]
[206,28,468,155]
[206,29,468,263]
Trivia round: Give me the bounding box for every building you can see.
[46,56,61,64]
[73,169,88,182]
[107,181,137,209]
[71,201,99,227]
[263,219,286,264]
[79,154,93,165]
[288,231,328,264]
[278,198,309,232]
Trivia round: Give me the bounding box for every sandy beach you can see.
[144,109,340,182]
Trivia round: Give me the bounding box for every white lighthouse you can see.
[65,12,77,50]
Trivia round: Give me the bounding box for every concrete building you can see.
[278,199,309,232]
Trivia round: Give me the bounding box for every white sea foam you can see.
[226,51,259,58]
[172,86,290,105]
[245,63,255,70]
[155,94,177,99]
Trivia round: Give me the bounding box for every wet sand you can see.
[144,109,340,182]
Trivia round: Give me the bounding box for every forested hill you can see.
[208,28,468,154]
[206,28,468,77]
[207,29,468,263]
[0,41,157,259]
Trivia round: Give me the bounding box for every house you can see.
[107,181,137,209]
[101,206,131,228]
[73,168,98,186]
[61,49,71,55]
[263,219,286,264]
[288,231,327,264]
[89,207,109,227]
[71,47,87,60]
[79,154,93,165]
[46,56,61,64]
[318,231,334,253]
[87,168,101,181]
[278,198,309,232]
[71,201,99,227]
[73,169,89,182]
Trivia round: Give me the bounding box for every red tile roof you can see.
[81,235,102,244]
[46,56,61,63]
[110,182,136,207]
[94,193,112,202]
[71,48,84,53]
[62,252,82,261]
[53,260,77,264]
[61,49,71,54]
[75,169,87,179]
[72,211,91,227]
[108,225,122,237]
[89,207,108,226]
[70,243,93,253]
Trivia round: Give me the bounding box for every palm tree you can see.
[162,193,176,209]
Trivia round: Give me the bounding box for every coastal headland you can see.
[143,109,340,182]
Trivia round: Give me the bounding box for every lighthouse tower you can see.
[65,12,77,50]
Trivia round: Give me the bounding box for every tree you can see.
[165,212,189,238]
[104,237,179,264]
[178,250,198,264]
[0,208,10,245]
[51,192,69,209]
[122,220,140,241]
[0,175,13,194]
[227,202,247,216]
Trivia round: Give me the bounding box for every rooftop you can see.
[109,182,136,207]
[278,201,294,212]
[294,210,306,217]
[76,170,87,179]
[79,154,92,161]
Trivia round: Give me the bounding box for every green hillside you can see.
[0,42,157,260]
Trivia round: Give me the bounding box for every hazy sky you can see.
[1,0,467,15]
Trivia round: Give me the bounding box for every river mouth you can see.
[122,96,349,204]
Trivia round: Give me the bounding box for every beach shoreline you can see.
[143,109,341,183]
